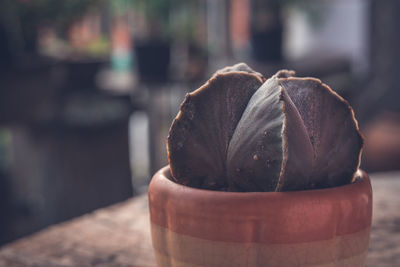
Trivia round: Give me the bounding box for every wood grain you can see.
[0,172,399,267]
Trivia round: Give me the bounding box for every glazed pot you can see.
[148,166,372,267]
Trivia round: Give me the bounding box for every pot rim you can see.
[152,165,369,197]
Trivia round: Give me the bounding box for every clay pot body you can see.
[148,166,372,267]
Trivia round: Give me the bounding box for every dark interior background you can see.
[1,0,399,246]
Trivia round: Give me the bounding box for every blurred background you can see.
[0,0,399,246]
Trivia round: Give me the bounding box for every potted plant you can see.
[148,63,371,266]
[250,0,283,62]
[250,0,327,63]
[131,0,205,83]
[130,0,173,83]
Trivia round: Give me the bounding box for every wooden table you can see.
[1,172,399,267]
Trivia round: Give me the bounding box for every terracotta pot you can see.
[148,166,372,267]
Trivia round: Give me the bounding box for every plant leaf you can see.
[279,77,363,188]
[226,73,314,192]
[167,64,264,190]
[215,63,265,81]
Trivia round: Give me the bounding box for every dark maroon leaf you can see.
[276,86,315,191]
[215,63,266,82]
[167,64,264,190]
[279,77,363,188]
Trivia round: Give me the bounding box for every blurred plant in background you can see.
[128,0,207,82]
[0,0,107,64]
[130,0,172,41]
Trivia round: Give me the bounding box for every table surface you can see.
[0,172,399,267]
